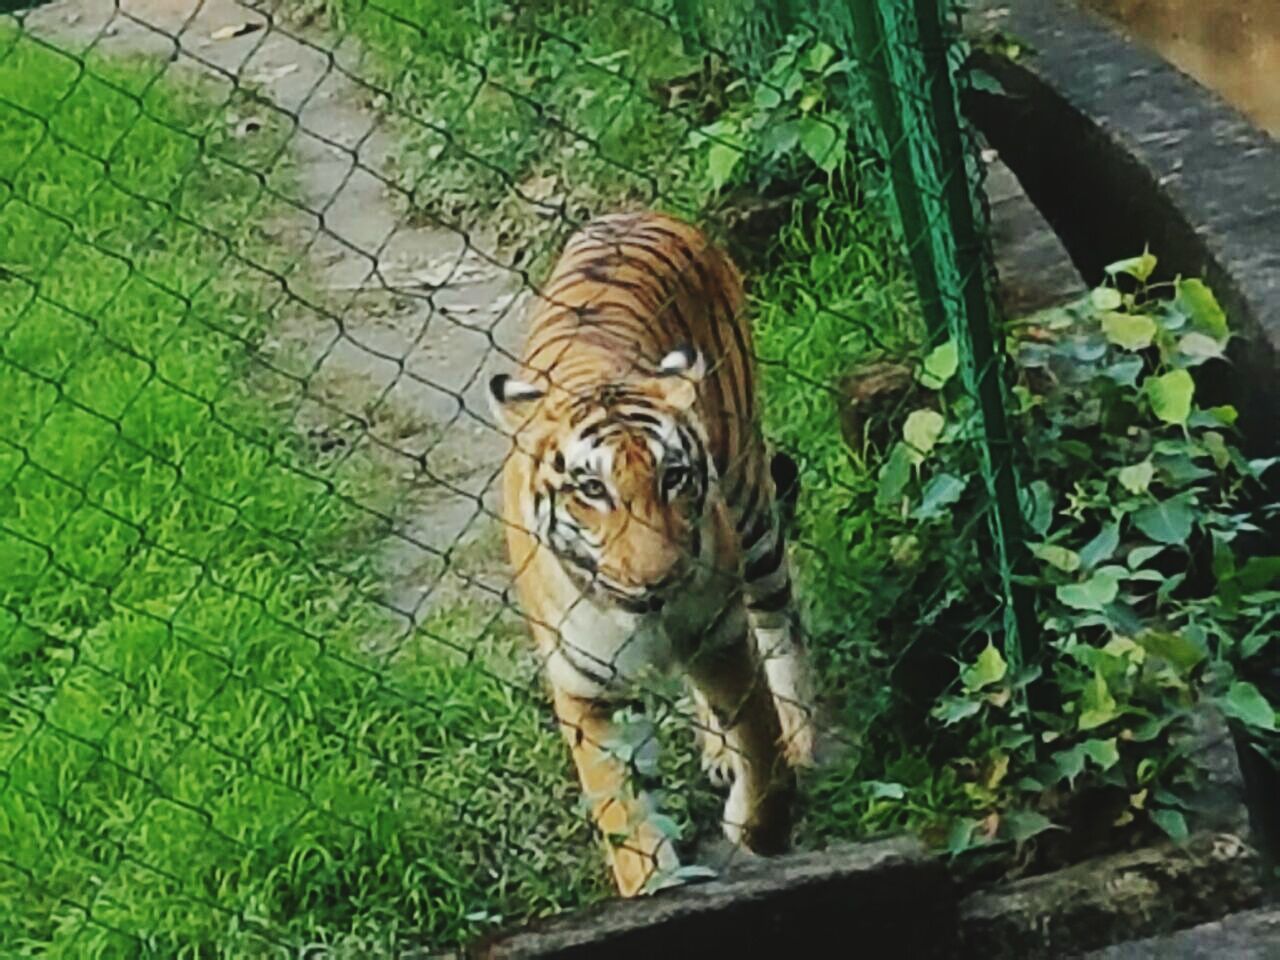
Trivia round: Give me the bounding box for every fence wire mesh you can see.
[3,0,1276,956]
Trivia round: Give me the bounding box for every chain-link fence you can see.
[3,0,1276,955]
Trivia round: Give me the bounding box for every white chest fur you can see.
[542,564,723,699]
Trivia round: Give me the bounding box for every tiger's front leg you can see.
[550,687,679,897]
[735,455,817,769]
[687,624,796,855]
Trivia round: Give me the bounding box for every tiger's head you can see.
[489,347,712,614]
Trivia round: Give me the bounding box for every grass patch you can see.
[746,193,968,844]
[0,26,602,956]
[289,0,714,260]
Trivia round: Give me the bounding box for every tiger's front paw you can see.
[611,822,681,898]
[692,690,737,789]
[697,725,737,789]
[775,698,816,770]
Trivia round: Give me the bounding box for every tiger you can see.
[488,210,815,897]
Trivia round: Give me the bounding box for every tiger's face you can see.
[491,347,711,613]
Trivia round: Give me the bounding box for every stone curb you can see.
[467,838,955,959]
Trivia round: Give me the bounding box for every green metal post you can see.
[848,0,950,350]
[848,0,1038,669]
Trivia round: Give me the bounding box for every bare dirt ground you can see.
[21,0,528,623]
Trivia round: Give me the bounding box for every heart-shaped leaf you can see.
[918,339,959,389]
[876,442,913,508]
[1105,251,1158,282]
[1177,332,1225,364]
[707,143,742,189]
[1135,629,1206,675]
[1133,498,1195,544]
[933,696,982,726]
[1090,286,1122,310]
[1102,311,1157,350]
[1079,525,1120,570]
[1024,480,1055,536]
[962,642,1008,692]
[1002,810,1057,842]
[798,116,842,172]
[1220,681,1277,731]
[1032,543,1081,573]
[1078,669,1120,730]
[913,472,967,520]
[1118,460,1154,495]
[1151,808,1189,842]
[1145,369,1195,426]
[1057,567,1122,611]
[1081,737,1120,770]
[1176,278,1228,339]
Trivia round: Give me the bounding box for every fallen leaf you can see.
[250,63,299,84]
[211,22,263,41]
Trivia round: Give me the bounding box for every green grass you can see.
[0,26,603,957]
[304,0,713,259]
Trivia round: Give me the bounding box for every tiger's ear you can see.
[488,373,546,433]
[652,345,704,411]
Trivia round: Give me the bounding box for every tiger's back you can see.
[519,212,764,482]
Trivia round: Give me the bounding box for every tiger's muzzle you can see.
[595,563,693,614]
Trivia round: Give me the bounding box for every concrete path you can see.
[21,0,528,626]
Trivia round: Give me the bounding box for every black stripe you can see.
[583,695,645,715]
[685,252,747,416]
[610,592,664,614]
[629,230,732,423]
[740,509,770,551]
[621,411,662,428]
[693,489,707,517]
[569,298,655,325]
[545,274,665,315]
[651,229,730,376]
[744,531,785,582]
[693,439,710,494]
[559,644,616,688]
[747,581,792,614]
[578,417,617,441]
[564,551,598,576]
[735,482,762,533]
[724,467,747,511]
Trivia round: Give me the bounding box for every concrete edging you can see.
[467,838,954,959]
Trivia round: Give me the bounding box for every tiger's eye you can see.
[662,466,688,494]
[578,479,608,501]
